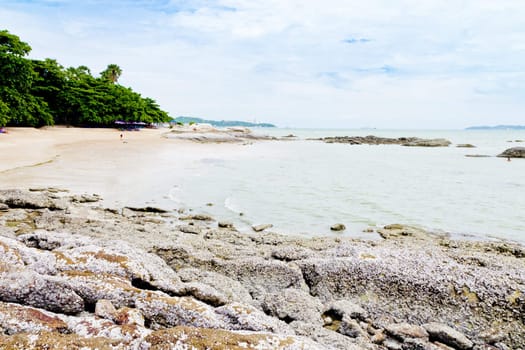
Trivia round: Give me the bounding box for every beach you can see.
[0,126,243,208]
[0,127,524,349]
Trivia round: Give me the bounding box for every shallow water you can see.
[167,129,525,242]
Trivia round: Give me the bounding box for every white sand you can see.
[0,126,244,208]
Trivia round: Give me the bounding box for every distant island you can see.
[466,125,525,130]
[172,116,276,128]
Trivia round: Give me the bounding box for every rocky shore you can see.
[163,124,277,143]
[315,136,452,147]
[0,189,523,349]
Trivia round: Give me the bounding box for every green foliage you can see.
[100,64,122,84]
[0,30,171,127]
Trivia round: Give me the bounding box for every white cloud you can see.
[1,0,525,128]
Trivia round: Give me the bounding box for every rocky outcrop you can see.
[0,189,524,349]
[497,146,525,158]
[163,124,276,143]
[317,135,452,147]
[402,138,452,147]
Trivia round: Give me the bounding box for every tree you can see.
[100,64,122,83]
[0,30,53,127]
[0,30,31,56]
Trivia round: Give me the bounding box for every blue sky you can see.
[1,0,524,128]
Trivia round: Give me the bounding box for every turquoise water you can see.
[167,129,525,242]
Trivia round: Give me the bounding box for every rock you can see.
[180,214,214,221]
[324,300,368,321]
[271,246,313,261]
[402,138,451,147]
[340,316,368,338]
[383,338,404,349]
[385,322,429,341]
[215,303,294,334]
[124,206,168,213]
[0,189,66,210]
[330,223,346,231]
[0,332,121,349]
[371,330,387,344]
[252,223,273,232]
[497,147,525,158]
[0,270,85,314]
[377,224,427,239]
[218,221,235,229]
[135,294,225,329]
[479,328,506,344]
[457,144,476,148]
[215,257,307,299]
[291,321,368,350]
[261,288,324,324]
[177,268,254,306]
[177,281,229,306]
[178,225,202,234]
[319,135,420,146]
[423,322,473,350]
[72,194,101,203]
[113,306,145,326]
[465,154,491,158]
[0,203,8,212]
[145,325,327,350]
[94,299,117,320]
[0,301,69,334]
[64,313,151,347]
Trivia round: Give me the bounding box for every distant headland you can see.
[172,116,276,128]
[465,125,525,130]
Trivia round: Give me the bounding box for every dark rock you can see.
[497,147,525,158]
[0,204,8,212]
[330,223,346,231]
[456,144,476,148]
[125,206,168,213]
[218,221,235,229]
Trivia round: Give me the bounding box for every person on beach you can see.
[507,157,511,162]
[120,133,123,140]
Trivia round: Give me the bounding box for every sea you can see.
[157,128,525,243]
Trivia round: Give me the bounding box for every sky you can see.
[1,0,524,128]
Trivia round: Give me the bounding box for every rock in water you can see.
[497,147,525,158]
[330,223,346,231]
[402,138,451,147]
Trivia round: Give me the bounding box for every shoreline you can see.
[0,188,523,349]
[1,126,524,244]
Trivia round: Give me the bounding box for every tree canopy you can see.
[0,30,171,127]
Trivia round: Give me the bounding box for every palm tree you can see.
[100,64,122,83]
